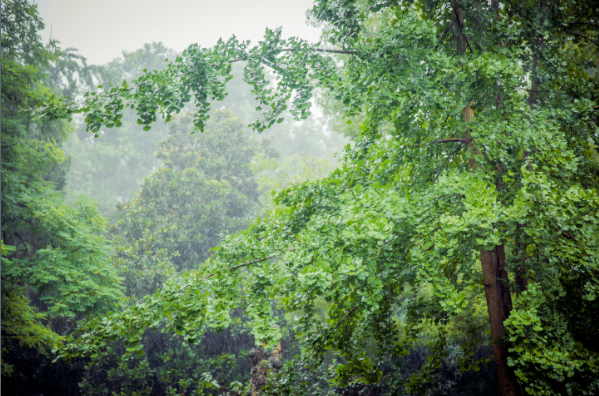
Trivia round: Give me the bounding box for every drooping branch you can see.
[50,48,353,104]
[33,45,356,133]
[566,31,599,48]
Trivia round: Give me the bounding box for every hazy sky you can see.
[37,0,322,65]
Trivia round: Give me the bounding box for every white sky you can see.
[37,0,322,65]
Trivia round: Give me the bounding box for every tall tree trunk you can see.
[455,6,523,394]
[480,247,522,396]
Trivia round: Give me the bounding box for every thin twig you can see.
[300,304,358,364]
[432,145,464,183]
[562,231,578,243]
[199,248,296,281]
[229,253,281,271]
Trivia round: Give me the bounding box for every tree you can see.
[1,0,122,386]
[111,110,273,298]
[44,1,599,395]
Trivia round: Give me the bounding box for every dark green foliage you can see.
[1,0,122,384]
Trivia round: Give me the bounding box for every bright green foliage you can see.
[1,0,123,379]
[42,0,599,394]
[3,195,123,317]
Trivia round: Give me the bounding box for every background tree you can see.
[77,110,292,396]
[62,43,177,217]
[112,110,274,298]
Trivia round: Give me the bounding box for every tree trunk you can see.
[480,247,523,396]
[455,5,523,395]
[248,344,282,395]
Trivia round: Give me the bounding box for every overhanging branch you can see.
[566,31,599,48]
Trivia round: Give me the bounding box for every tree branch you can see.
[34,47,356,113]
[567,22,599,27]
[229,254,279,271]
[562,231,578,243]
[199,249,296,281]
[435,137,472,144]
[566,31,599,48]
[448,0,475,54]
[412,137,472,149]
[301,304,358,364]
[289,48,355,55]
[432,145,464,183]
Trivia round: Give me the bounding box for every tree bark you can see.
[480,247,522,396]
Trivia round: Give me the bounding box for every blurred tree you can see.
[111,110,274,298]
[78,111,279,396]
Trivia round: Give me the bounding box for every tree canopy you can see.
[31,0,599,395]
[1,0,123,378]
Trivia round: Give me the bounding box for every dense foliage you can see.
[8,0,599,395]
[1,0,122,382]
